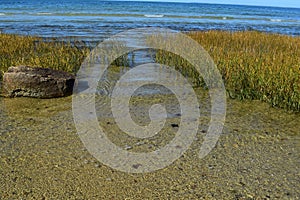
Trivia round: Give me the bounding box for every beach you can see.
[0,91,299,199]
[0,0,300,199]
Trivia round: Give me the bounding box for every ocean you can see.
[0,0,299,43]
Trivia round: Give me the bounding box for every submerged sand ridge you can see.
[0,86,299,199]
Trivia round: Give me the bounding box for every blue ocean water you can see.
[0,0,299,43]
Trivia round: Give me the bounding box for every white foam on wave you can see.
[270,19,282,22]
[37,12,52,15]
[0,13,5,16]
[144,14,164,18]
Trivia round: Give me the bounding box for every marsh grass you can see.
[150,31,300,112]
[0,34,91,76]
[0,34,133,80]
[1,32,299,111]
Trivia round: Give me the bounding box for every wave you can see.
[30,12,143,17]
[2,12,298,24]
[144,14,164,18]
[36,12,52,15]
[270,19,282,22]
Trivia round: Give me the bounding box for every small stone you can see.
[171,123,179,128]
[135,141,145,146]
[94,163,101,168]
[208,164,214,169]
[124,145,132,150]
[83,160,89,164]
[132,163,142,169]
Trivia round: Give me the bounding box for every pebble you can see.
[135,141,145,146]
[94,163,101,168]
[171,123,179,128]
[83,160,89,164]
[124,145,133,150]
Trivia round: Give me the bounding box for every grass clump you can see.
[0,34,132,80]
[151,31,300,112]
[0,34,90,76]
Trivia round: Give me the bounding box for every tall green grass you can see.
[1,32,299,111]
[0,34,90,76]
[150,31,300,112]
[0,34,131,79]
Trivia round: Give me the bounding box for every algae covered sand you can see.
[0,89,299,199]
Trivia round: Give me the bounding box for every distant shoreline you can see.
[1,29,299,49]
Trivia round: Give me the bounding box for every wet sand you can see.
[0,89,299,199]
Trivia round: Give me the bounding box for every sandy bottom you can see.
[0,89,299,199]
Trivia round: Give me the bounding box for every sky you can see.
[123,0,300,8]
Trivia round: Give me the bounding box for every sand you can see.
[0,89,299,199]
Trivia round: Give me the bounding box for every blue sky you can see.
[125,0,300,8]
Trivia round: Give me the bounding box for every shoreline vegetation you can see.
[0,31,299,112]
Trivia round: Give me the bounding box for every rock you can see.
[1,66,75,98]
[171,123,179,128]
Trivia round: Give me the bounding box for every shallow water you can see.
[0,80,299,198]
